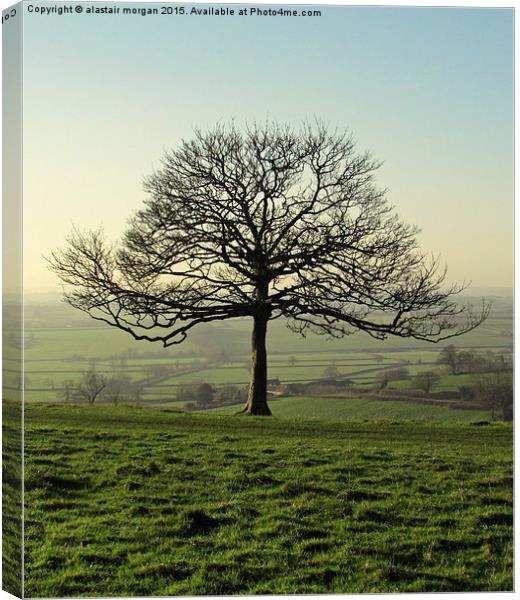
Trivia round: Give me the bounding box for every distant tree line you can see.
[181,383,247,410]
[457,370,513,421]
[471,371,513,421]
[434,345,513,420]
[378,367,410,389]
[61,369,143,405]
[437,345,512,375]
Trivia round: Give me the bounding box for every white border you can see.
[0,2,515,599]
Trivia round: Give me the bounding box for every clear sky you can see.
[21,3,514,292]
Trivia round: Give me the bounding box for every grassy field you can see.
[207,396,492,421]
[24,404,512,595]
[2,401,22,596]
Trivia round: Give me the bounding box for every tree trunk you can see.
[240,311,271,416]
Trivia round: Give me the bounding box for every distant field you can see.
[387,372,481,392]
[206,396,492,421]
[23,404,513,595]
[8,297,512,410]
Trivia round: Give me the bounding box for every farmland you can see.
[23,404,513,595]
[4,295,512,419]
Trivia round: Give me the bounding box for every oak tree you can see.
[49,122,487,415]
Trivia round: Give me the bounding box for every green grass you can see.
[436,373,481,392]
[24,316,512,364]
[24,369,148,387]
[387,373,482,393]
[206,396,492,421]
[3,400,22,596]
[23,328,144,361]
[24,404,512,595]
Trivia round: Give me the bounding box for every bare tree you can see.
[377,367,410,390]
[322,361,340,379]
[73,369,107,405]
[132,383,143,407]
[436,344,459,375]
[104,374,133,405]
[60,379,75,402]
[474,370,513,421]
[411,370,441,395]
[48,121,488,415]
[196,383,215,407]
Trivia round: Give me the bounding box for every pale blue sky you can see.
[21,3,514,290]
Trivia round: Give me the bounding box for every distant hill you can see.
[462,287,513,298]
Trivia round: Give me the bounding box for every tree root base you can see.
[235,404,272,416]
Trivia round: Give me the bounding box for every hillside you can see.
[206,395,492,420]
[22,404,513,595]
